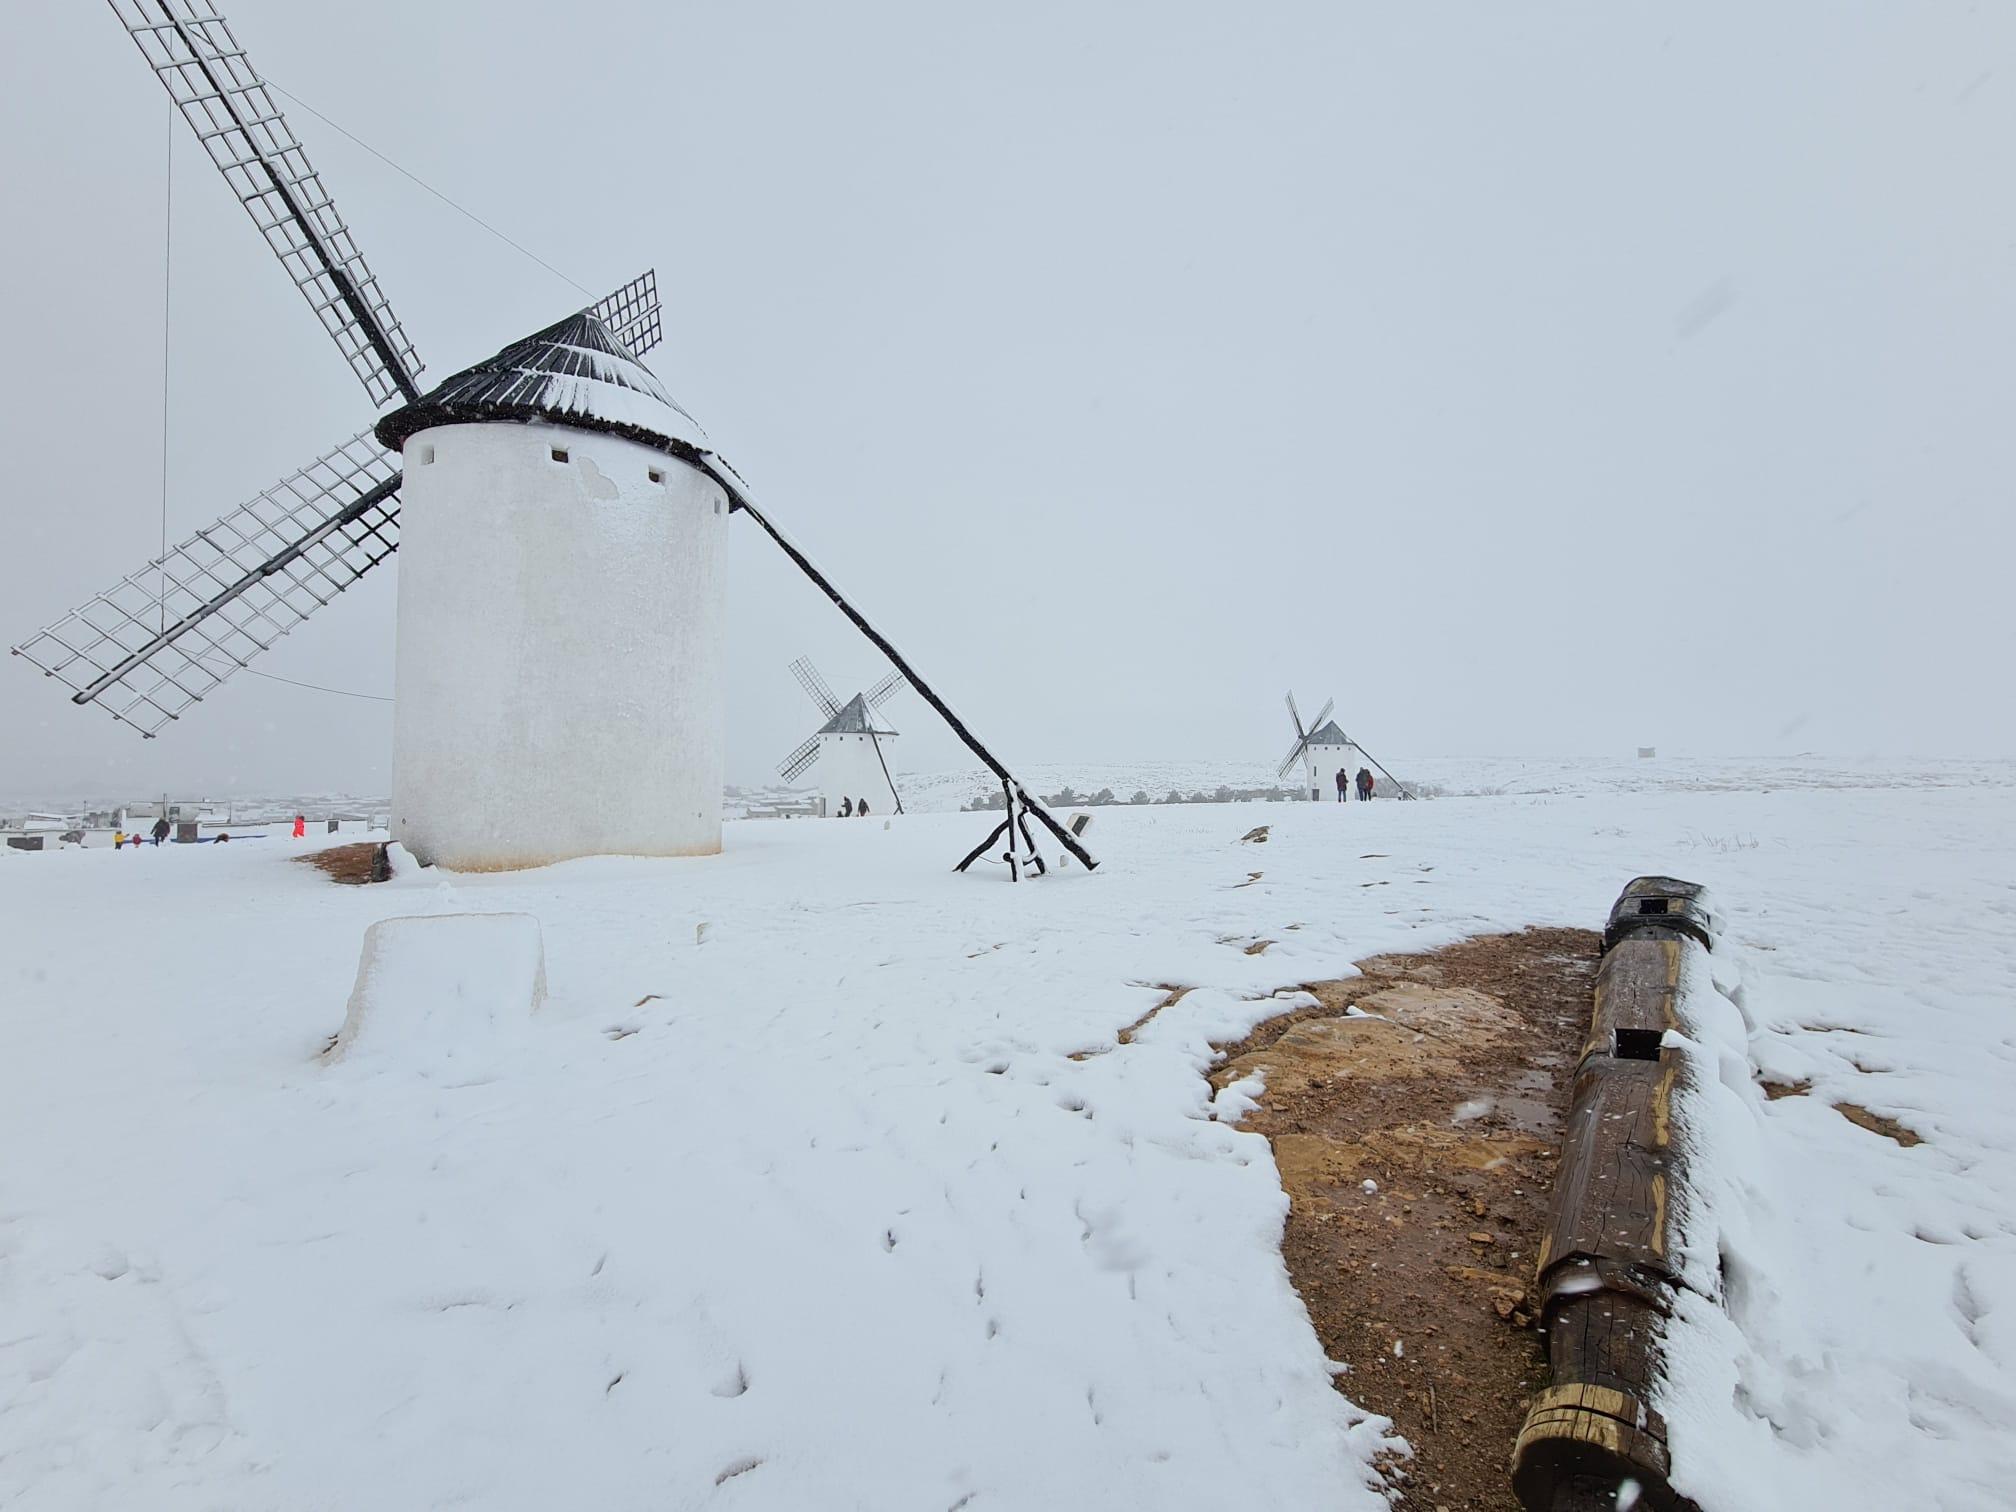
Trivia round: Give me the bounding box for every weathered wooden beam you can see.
[1513,878,1709,1512]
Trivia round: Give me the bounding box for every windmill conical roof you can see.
[1307,720,1352,746]
[375,310,710,458]
[819,693,898,737]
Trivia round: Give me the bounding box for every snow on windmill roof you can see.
[1307,720,1353,747]
[375,310,710,458]
[819,693,898,737]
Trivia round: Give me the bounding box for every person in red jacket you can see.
[292,814,306,839]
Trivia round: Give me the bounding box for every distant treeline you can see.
[962,784,1306,812]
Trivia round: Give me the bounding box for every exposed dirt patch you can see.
[295,842,388,886]
[1119,986,1191,1046]
[1833,1101,1922,1147]
[1762,1082,1922,1146]
[1215,927,1600,1510]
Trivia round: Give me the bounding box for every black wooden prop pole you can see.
[709,464,1097,872]
[955,816,1012,873]
[1354,740,1417,801]
[867,728,905,815]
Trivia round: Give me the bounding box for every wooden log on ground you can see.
[1513,880,1707,1512]
[1602,875,1714,954]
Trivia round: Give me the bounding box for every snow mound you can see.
[326,913,546,1079]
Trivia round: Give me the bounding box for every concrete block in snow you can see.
[327,913,546,1078]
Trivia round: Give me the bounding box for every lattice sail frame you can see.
[109,0,422,406]
[867,670,905,707]
[590,269,660,362]
[789,656,841,720]
[13,434,400,737]
[777,735,822,782]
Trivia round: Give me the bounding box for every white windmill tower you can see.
[1278,692,1365,801]
[377,317,729,868]
[776,659,907,816]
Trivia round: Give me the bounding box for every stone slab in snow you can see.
[327,913,546,1079]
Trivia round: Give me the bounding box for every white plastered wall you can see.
[1308,742,1367,799]
[817,731,901,816]
[391,420,728,869]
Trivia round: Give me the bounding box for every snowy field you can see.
[3,758,2013,1510]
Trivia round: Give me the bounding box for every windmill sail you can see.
[1277,694,1333,778]
[108,0,422,405]
[788,657,841,721]
[589,269,661,361]
[11,431,399,737]
[866,670,906,707]
[777,734,821,781]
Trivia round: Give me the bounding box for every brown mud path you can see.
[1212,927,1600,1510]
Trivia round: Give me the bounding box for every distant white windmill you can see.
[1278,692,1364,802]
[777,658,907,816]
[1278,692,1415,802]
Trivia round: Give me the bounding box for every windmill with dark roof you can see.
[1277,692,1414,803]
[776,658,907,817]
[12,0,1096,879]
[1278,692,1365,802]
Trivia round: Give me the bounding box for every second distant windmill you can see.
[777,658,908,817]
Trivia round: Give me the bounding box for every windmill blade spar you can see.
[1277,738,1310,780]
[1308,697,1335,733]
[866,670,906,707]
[1284,690,1307,741]
[11,431,400,737]
[109,0,422,406]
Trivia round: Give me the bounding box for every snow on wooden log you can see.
[1513,880,1711,1512]
[325,913,546,1080]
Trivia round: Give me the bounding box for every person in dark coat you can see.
[1356,767,1375,801]
[1334,768,1349,803]
[150,816,171,845]
[839,797,854,818]
[857,798,871,816]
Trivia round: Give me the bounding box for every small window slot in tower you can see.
[414,443,434,466]
[551,446,570,464]
[648,467,666,485]
[1614,1027,1664,1061]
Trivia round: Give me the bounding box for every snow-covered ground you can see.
[2,758,2012,1509]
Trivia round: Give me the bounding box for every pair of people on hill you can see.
[837,797,874,818]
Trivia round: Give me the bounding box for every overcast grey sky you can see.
[3,1,2011,799]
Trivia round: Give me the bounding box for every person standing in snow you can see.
[1334,768,1349,803]
[151,816,171,845]
[839,796,853,817]
[857,798,871,817]
[114,829,127,848]
[1356,767,1375,801]
[292,814,307,840]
